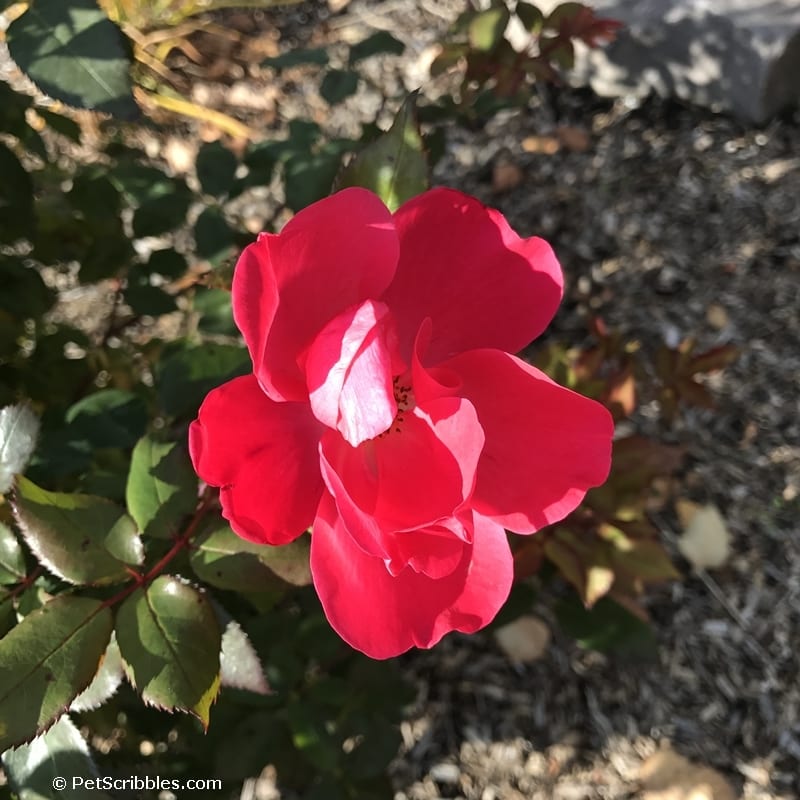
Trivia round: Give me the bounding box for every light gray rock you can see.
[565,0,800,122]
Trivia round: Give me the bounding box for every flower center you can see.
[378,376,415,438]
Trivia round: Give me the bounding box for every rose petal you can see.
[446,349,614,533]
[384,188,563,364]
[232,188,399,400]
[311,496,513,658]
[304,299,398,446]
[189,374,324,544]
[319,394,484,550]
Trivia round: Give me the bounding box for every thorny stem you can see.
[101,489,216,609]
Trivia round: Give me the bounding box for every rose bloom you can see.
[189,187,613,659]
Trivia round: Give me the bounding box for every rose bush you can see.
[189,187,613,658]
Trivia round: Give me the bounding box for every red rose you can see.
[189,187,613,658]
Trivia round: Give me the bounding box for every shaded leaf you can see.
[69,636,124,713]
[190,520,311,591]
[2,715,114,800]
[194,207,235,266]
[13,477,143,585]
[124,284,178,317]
[554,595,657,656]
[219,619,269,695]
[132,188,192,237]
[287,701,340,773]
[320,69,360,105]
[336,93,428,212]
[6,0,137,119]
[0,142,34,243]
[349,31,405,64]
[262,47,329,70]
[193,288,237,336]
[156,342,250,419]
[65,389,147,449]
[284,151,341,213]
[0,590,15,638]
[196,141,238,197]
[115,575,221,727]
[145,248,188,280]
[0,595,113,750]
[0,521,26,585]
[38,108,82,143]
[0,258,55,320]
[125,436,197,540]
[516,1,544,32]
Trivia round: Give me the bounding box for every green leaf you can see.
[349,31,405,64]
[38,108,82,143]
[0,520,26,585]
[194,207,235,266]
[65,389,148,449]
[0,142,35,243]
[0,595,113,750]
[516,1,544,32]
[287,701,340,773]
[6,0,138,119]
[132,188,192,238]
[2,715,114,800]
[193,288,237,336]
[196,141,238,197]
[219,618,269,695]
[190,520,311,592]
[262,47,329,70]
[156,342,251,419]
[336,93,428,212]
[0,258,55,320]
[284,151,341,212]
[145,248,188,280]
[554,596,657,656]
[69,636,123,713]
[320,69,359,105]
[125,436,197,540]
[115,575,221,727]
[124,284,179,317]
[108,162,174,205]
[468,6,510,51]
[13,476,144,585]
[0,590,15,638]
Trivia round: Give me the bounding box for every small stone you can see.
[676,502,732,570]
[705,303,730,329]
[430,762,461,784]
[494,616,551,663]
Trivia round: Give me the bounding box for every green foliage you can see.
[125,437,197,539]
[431,0,622,111]
[14,476,143,584]
[337,93,428,212]
[0,595,113,750]
[115,575,221,726]
[2,716,114,800]
[6,0,138,119]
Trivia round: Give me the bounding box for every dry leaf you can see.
[557,125,591,152]
[492,154,523,193]
[494,615,551,663]
[676,502,731,569]
[522,135,560,155]
[639,748,737,800]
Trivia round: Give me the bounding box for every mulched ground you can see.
[4,0,799,797]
